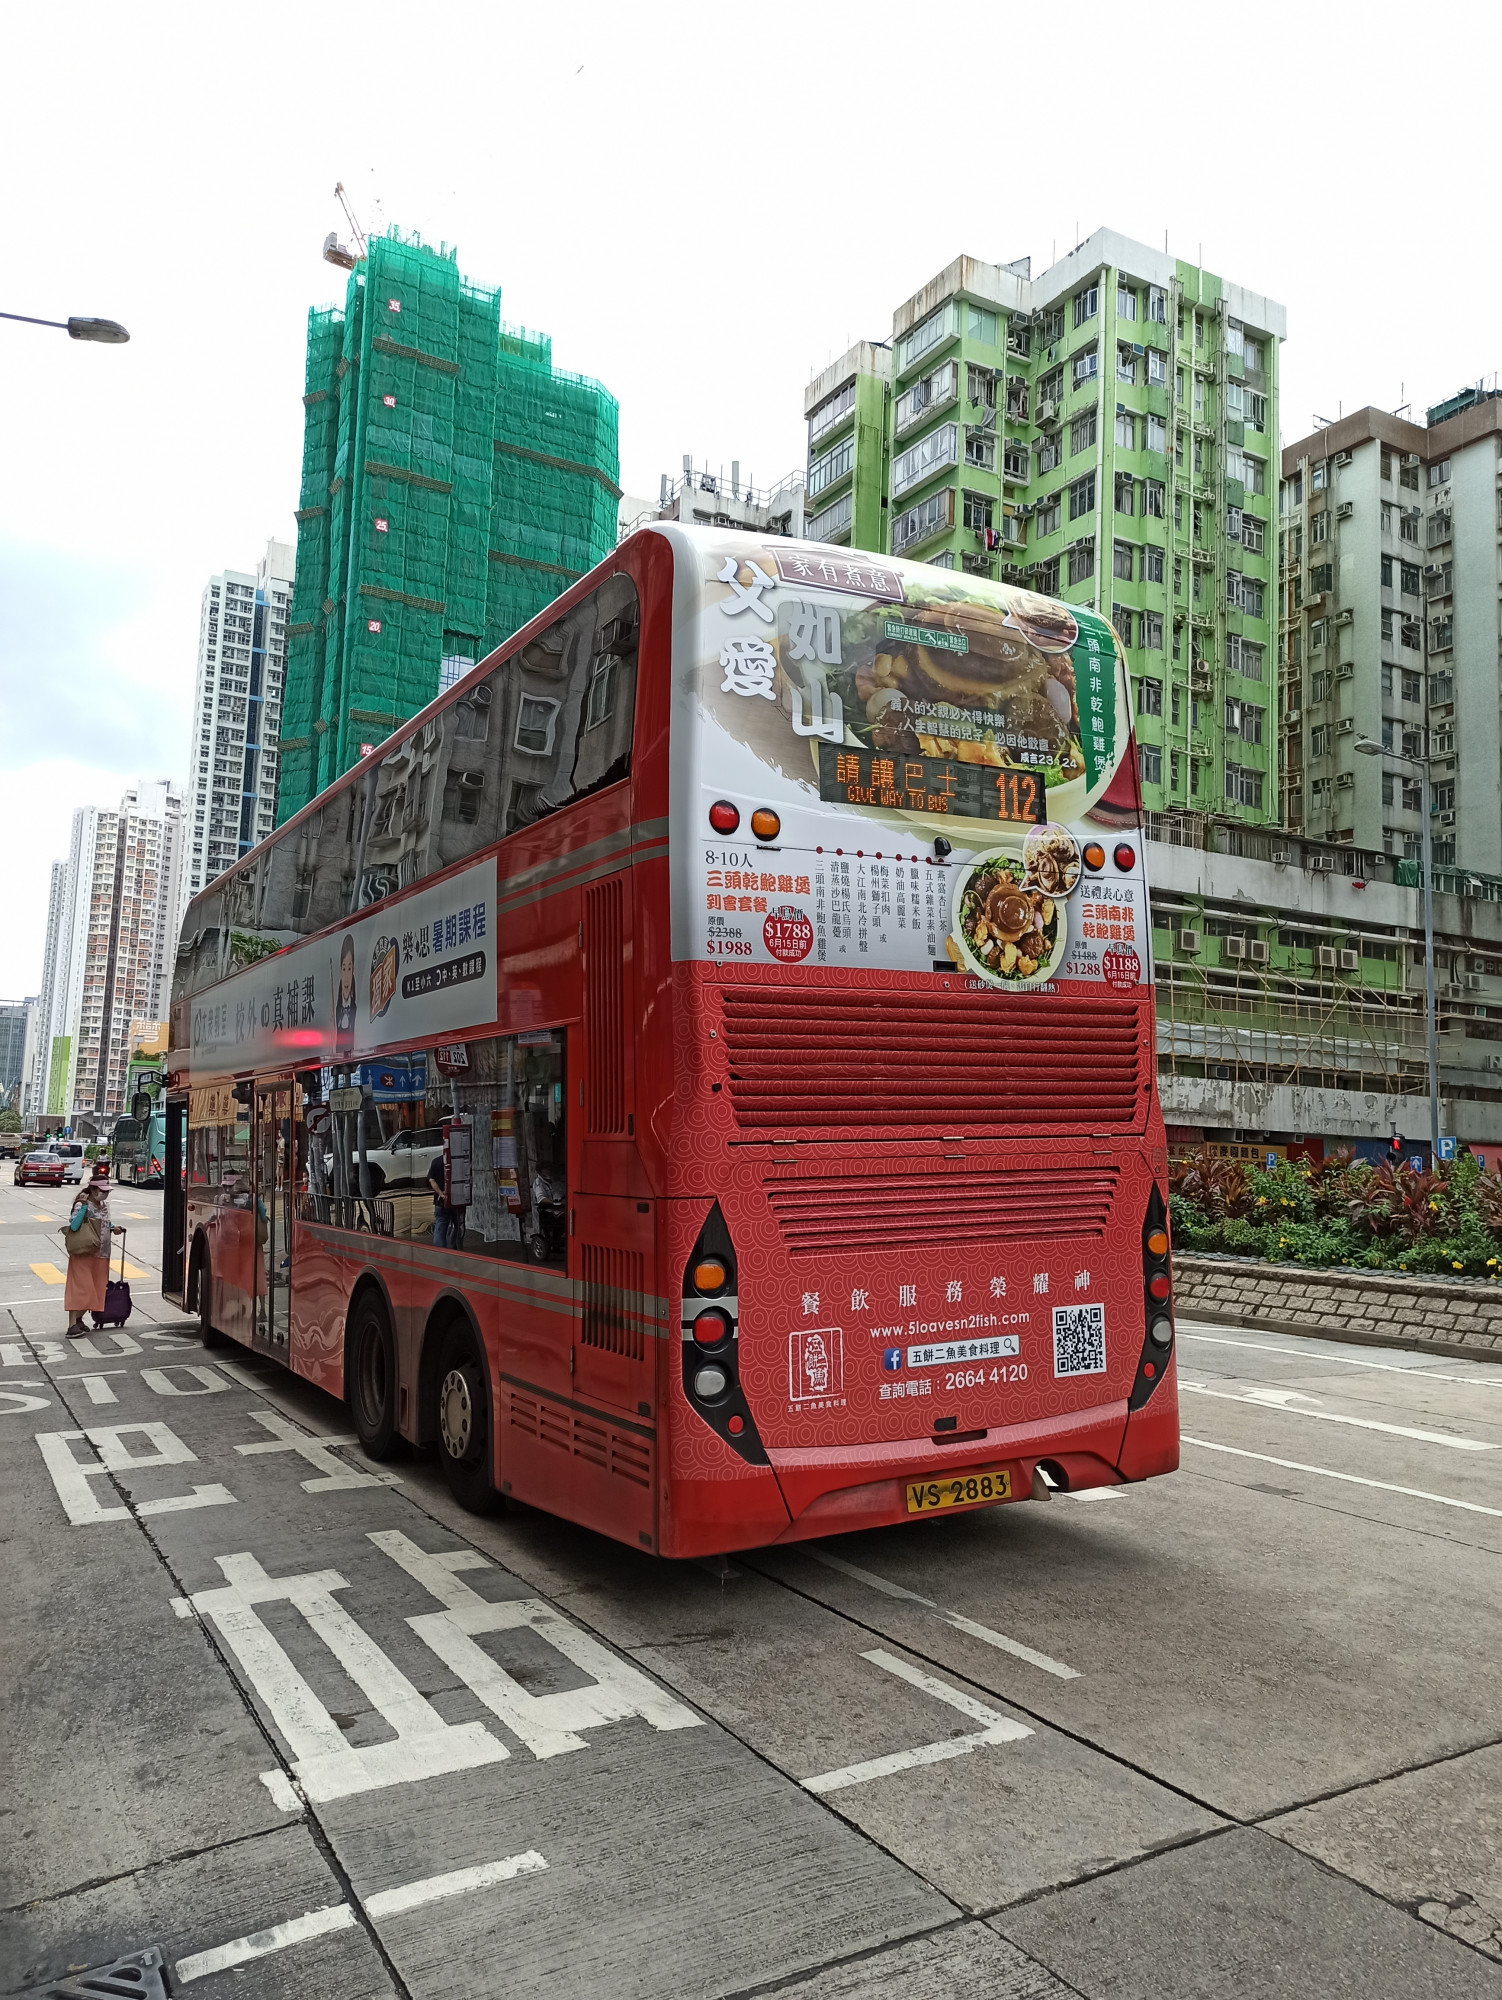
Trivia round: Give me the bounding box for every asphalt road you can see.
[2,1169,1500,1999]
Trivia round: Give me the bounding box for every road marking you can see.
[29,1263,64,1285]
[373,1529,703,1755]
[2,1343,30,1366]
[1182,1435,1502,1518]
[32,1212,54,1222]
[1067,1486,1125,1502]
[1179,1380,1496,1452]
[141,1363,232,1397]
[36,1423,237,1525]
[189,1551,509,1805]
[235,1408,400,1492]
[0,1382,51,1415]
[1181,1329,1502,1389]
[57,1369,127,1405]
[802,1649,1032,1795]
[123,1211,150,1218]
[173,1904,355,1984]
[69,1330,142,1358]
[365,1851,549,1918]
[803,1546,1080,1680]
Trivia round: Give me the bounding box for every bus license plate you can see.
[906,1468,1012,1513]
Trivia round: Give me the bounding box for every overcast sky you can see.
[3,0,1497,993]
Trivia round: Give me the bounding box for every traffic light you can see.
[1388,1133,1405,1162]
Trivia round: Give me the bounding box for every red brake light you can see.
[709,801,740,834]
[693,1310,730,1347]
[1113,843,1136,871]
[1148,1272,1172,1302]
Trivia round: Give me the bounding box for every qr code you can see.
[1052,1303,1106,1377]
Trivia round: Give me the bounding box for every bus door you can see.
[253,1080,294,1355]
[162,1098,187,1303]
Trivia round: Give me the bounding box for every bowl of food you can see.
[1001,592,1079,654]
[949,852,1068,989]
[1022,822,1082,897]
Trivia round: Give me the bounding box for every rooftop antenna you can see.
[324,181,368,269]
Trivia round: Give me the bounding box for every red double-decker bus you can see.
[162,526,1177,1556]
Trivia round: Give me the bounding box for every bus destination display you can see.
[818,743,1047,825]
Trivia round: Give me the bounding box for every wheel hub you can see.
[440,1367,472,1459]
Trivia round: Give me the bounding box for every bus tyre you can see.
[437,1332,497,1515]
[348,1294,399,1461]
[194,1245,225,1348]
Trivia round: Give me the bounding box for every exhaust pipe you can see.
[1031,1463,1058,1503]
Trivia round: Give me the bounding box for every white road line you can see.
[365,1851,549,1917]
[1182,1435,1502,1518]
[802,1648,1031,1795]
[804,1546,1080,1680]
[1179,1380,1496,1452]
[56,1369,126,1405]
[173,1904,355,1984]
[1180,1329,1502,1388]
[237,1408,400,1492]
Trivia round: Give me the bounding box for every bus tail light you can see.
[681,1202,766,1465]
[750,807,781,842]
[1129,1188,1173,1410]
[709,800,740,834]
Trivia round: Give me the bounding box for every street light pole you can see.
[0,311,130,343]
[1356,736,1441,1161]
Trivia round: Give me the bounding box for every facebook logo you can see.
[883,1347,903,1372]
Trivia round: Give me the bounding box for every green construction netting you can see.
[276,229,619,823]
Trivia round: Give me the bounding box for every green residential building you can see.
[802,231,1286,825]
[277,228,620,823]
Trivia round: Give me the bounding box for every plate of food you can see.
[949,852,1068,989]
[1022,822,1083,897]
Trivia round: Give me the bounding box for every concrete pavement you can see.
[2,1169,1499,1997]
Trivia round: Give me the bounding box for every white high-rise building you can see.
[183,539,294,910]
[35,781,185,1124]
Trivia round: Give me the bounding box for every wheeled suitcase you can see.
[93,1230,133,1329]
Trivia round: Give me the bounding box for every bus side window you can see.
[499,574,638,835]
[413,1032,567,1267]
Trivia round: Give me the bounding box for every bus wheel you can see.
[437,1330,496,1515]
[192,1244,225,1348]
[348,1293,399,1460]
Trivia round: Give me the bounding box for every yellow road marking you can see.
[124,1211,149,1219]
[119,1261,150,1280]
[33,1213,55,1222]
[29,1262,66,1285]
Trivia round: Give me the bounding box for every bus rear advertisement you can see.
[164,525,1176,1558]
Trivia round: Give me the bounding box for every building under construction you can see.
[276,229,620,822]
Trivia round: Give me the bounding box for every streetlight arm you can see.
[0,311,129,343]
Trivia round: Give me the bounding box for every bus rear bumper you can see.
[765,1402,1138,1542]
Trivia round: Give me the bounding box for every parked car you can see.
[51,1141,87,1184]
[15,1151,65,1187]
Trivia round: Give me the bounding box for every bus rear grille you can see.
[721,986,1144,1134]
[766,1167,1120,1256]
[507,1389,653,1488]
[580,1245,646,1361]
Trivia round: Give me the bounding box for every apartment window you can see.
[1310,510,1329,545]
[963,490,994,531]
[1136,676,1162,716]
[1381,718,1394,751]
[1113,539,1135,581]
[1116,285,1137,321]
[1428,457,1451,487]
[1003,441,1030,480]
[891,421,959,497]
[1428,510,1453,548]
[1400,459,1419,491]
[1382,502,1393,533]
[1245,393,1267,432]
[890,485,955,553]
[1228,636,1264,680]
[1431,672,1454,703]
[1143,612,1164,650]
[808,378,855,445]
[1402,726,1423,758]
[1226,699,1264,745]
[807,434,854,496]
[1006,320,1031,358]
[1433,780,1455,813]
[897,301,958,372]
[515,695,560,756]
[1432,616,1453,651]
[1312,461,1328,492]
[1225,319,1245,361]
[1117,344,1136,383]
[1145,412,1166,453]
[962,551,995,578]
[1114,604,1135,645]
[1381,772,1395,807]
[1400,509,1420,544]
[1069,473,1096,519]
[1430,561,1453,595]
[1037,366,1064,407]
[964,428,996,471]
[1175,428,1185,470]
[1005,375,1029,420]
[1193,374,1205,415]
[1115,473,1135,515]
[1172,684,1183,725]
[1194,313,1204,349]
[1138,743,1162,786]
[1381,448,1393,482]
[1070,409,1097,455]
[1115,409,1136,449]
[1402,670,1423,703]
[1310,619,1328,650]
[1229,574,1265,618]
[1226,763,1263,808]
[1310,724,1331,757]
[1143,545,1165,583]
[1227,505,1243,542]
[966,363,996,408]
[967,305,997,344]
[1241,515,1265,555]
[1032,556,1060,595]
[1193,437,1206,475]
[1073,284,1099,327]
[1143,479,1165,518]
[1067,541,1095,584]
[1401,561,1420,594]
[1037,435,1062,475]
[1146,348,1167,388]
[1035,494,1062,538]
[1173,557,1182,596]
[1308,562,1333,595]
[1171,750,1182,790]
[1381,554,1394,589]
[1381,663,1394,695]
[1400,618,1421,649]
[1228,450,1267,496]
[1147,286,1167,323]
[1040,308,1065,343]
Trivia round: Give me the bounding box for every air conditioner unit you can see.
[459,769,485,790]
[1423,564,1442,580]
[1036,399,1057,425]
[1335,450,1352,466]
[1337,717,1355,732]
[1404,453,1421,467]
[1176,929,1202,953]
[1309,853,1336,871]
[1338,950,1360,972]
[1285,707,1301,724]
[1473,958,1490,973]
[1223,936,1247,960]
[1337,501,1353,519]
[1272,851,1291,867]
[1485,1052,1502,1074]
[1334,609,1353,626]
[1466,974,1484,991]
[1318,946,1339,968]
[1439,811,1457,826]
[1248,940,1271,964]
